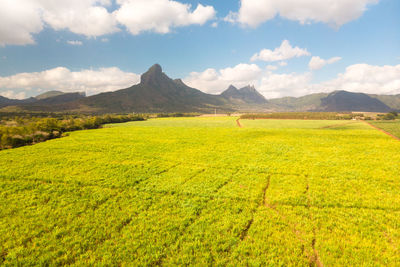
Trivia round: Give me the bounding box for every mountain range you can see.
[1,64,399,113]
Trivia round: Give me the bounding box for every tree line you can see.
[0,114,145,150]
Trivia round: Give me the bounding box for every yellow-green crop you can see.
[1,117,399,265]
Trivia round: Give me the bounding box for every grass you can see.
[1,117,399,265]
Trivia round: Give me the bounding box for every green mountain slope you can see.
[268,93,328,111]
[35,91,66,100]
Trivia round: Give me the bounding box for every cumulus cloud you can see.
[318,64,400,95]
[184,64,262,94]
[0,0,216,46]
[0,0,43,46]
[40,0,119,37]
[0,67,140,96]
[309,56,341,70]
[115,0,216,35]
[259,72,313,98]
[0,0,118,46]
[67,40,83,46]
[266,65,278,71]
[251,40,310,62]
[227,0,379,28]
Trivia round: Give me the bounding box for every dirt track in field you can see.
[363,121,400,141]
[236,119,242,128]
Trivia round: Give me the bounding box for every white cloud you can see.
[266,65,278,71]
[0,67,140,96]
[223,11,239,24]
[251,40,310,62]
[40,0,119,37]
[0,0,118,46]
[318,64,400,95]
[211,22,218,28]
[115,0,216,35]
[309,56,341,70]
[227,0,379,28]
[67,40,83,46]
[0,0,216,46]
[184,63,262,94]
[278,61,288,67]
[0,90,27,100]
[259,72,313,98]
[0,0,43,46]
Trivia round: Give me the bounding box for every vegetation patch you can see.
[0,114,145,150]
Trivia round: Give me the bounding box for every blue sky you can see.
[0,0,399,99]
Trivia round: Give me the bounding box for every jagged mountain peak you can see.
[148,64,162,74]
[140,64,168,86]
[239,85,257,93]
[174,78,186,86]
[227,85,238,91]
[221,84,267,105]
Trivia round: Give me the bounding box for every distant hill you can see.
[269,93,329,111]
[16,92,87,112]
[0,95,36,108]
[0,96,15,108]
[35,91,66,100]
[221,85,267,105]
[320,91,391,112]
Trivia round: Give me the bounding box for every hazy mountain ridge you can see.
[0,95,36,109]
[0,64,398,113]
[35,91,66,100]
[269,93,329,111]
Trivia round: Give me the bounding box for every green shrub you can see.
[383,113,396,120]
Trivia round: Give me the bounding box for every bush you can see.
[383,113,396,120]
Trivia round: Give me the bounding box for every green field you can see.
[1,117,400,266]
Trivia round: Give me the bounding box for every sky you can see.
[0,0,399,99]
